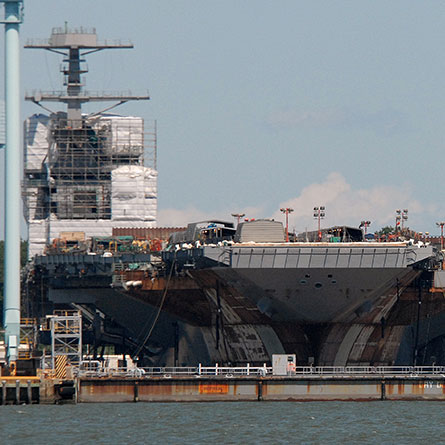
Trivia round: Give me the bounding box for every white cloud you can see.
[272,172,435,233]
[157,207,211,227]
[158,173,439,234]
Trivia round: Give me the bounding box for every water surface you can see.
[0,401,442,444]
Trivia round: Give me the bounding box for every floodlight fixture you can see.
[280,207,294,242]
[313,205,326,241]
[231,213,245,226]
[436,221,445,251]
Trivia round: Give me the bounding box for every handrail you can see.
[74,363,445,378]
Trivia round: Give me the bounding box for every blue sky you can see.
[1,0,445,236]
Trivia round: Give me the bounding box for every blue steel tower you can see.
[1,0,24,368]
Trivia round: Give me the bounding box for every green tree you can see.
[375,226,395,236]
[0,240,28,312]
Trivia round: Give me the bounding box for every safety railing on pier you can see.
[291,366,445,376]
[75,362,271,378]
[74,362,445,379]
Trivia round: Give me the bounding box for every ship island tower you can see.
[23,27,157,257]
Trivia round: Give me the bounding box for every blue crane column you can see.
[2,0,23,364]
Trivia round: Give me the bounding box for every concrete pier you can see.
[0,377,77,405]
[76,375,445,403]
[0,377,40,404]
[1,367,444,404]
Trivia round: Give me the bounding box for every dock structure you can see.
[1,365,445,404]
[1,377,40,405]
[74,364,445,402]
[77,376,445,403]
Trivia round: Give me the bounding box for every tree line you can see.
[0,240,28,311]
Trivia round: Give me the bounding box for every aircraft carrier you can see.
[27,218,445,369]
[19,27,445,370]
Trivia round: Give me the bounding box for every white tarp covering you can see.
[92,115,144,153]
[24,114,50,170]
[28,220,49,258]
[111,165,157,221]
[25,187,39,221]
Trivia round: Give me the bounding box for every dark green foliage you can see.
[375,226,395,236]
[0,239,28,308]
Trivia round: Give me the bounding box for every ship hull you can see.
[161,242,435,323]
[210,266,415,323]
[34,242,444,367]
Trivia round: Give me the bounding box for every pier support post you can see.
[257,380,263,401]
[133,381,139,402]
[27,380,32,404]
[1,380,5,405]
[15,379,20,404]
[75,378,79,404]
[381,380,386,401]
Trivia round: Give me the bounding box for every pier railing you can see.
[290,366,445,376]
[74,362,445,378]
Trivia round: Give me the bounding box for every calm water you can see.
[0,401,443,444]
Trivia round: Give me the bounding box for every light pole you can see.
[313,206,325,241]
[436,222,445,251]
[360,220,371,236]
[280,207,293,242]
[395,209,401,233]
[231,213,245,226]
[401,209,408,230]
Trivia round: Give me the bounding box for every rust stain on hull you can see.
[199,383,229,394]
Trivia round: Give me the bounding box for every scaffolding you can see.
[18,318,38,360]
[22,27,157,257]
[23,115,156,222]
[49,310,82,369]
